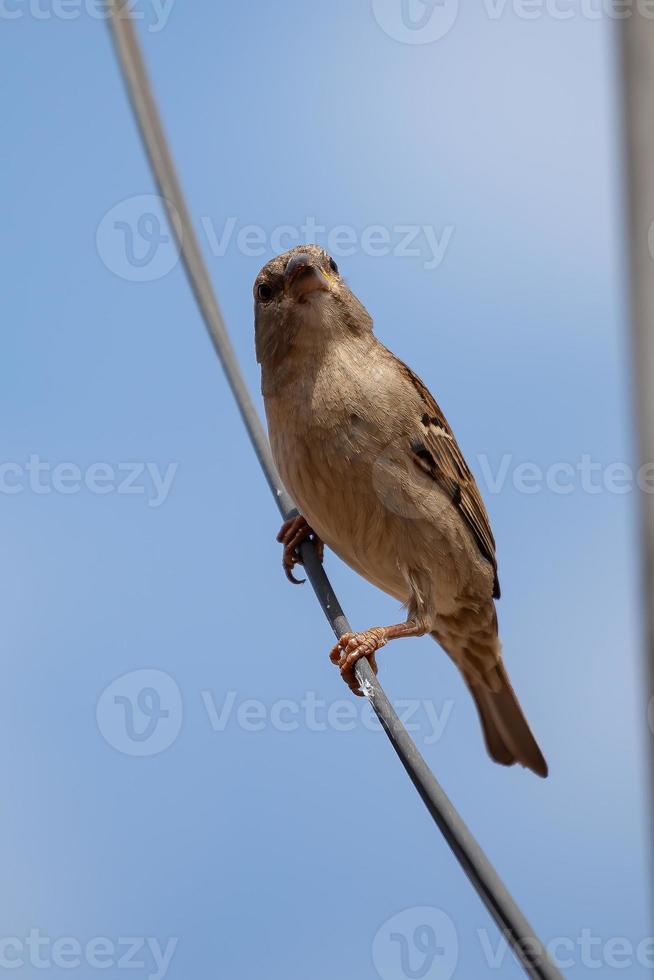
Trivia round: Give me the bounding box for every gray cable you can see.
[619,18,654,880]
[104,4,563,976]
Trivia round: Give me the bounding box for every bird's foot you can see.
[329,619,429,696]
[329,628,386,696]
[276,514,324,585]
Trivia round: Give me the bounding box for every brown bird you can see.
[254,245,548,777]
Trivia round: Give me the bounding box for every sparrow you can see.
[254,245,548,777]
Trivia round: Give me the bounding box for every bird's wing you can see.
[396,356,501,599]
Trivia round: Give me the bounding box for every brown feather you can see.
[465,661,549,778]
[388,351,501,599]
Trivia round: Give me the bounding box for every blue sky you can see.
[1,1,652,978]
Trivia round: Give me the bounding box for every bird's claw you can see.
[329,628,386,696]
[276,515,324,585]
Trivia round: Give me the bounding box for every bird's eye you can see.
[257,282,273,302]
[328,257,339,275]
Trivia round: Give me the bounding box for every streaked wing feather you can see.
[397,358,501,599]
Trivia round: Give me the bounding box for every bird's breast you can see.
[265,385,419,601]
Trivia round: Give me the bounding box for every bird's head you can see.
[253,245,372,370]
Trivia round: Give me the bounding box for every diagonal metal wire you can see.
[104,4,563,977]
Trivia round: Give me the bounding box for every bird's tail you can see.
[464,660,548,778]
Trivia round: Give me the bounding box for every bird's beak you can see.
[284,252,331,301]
